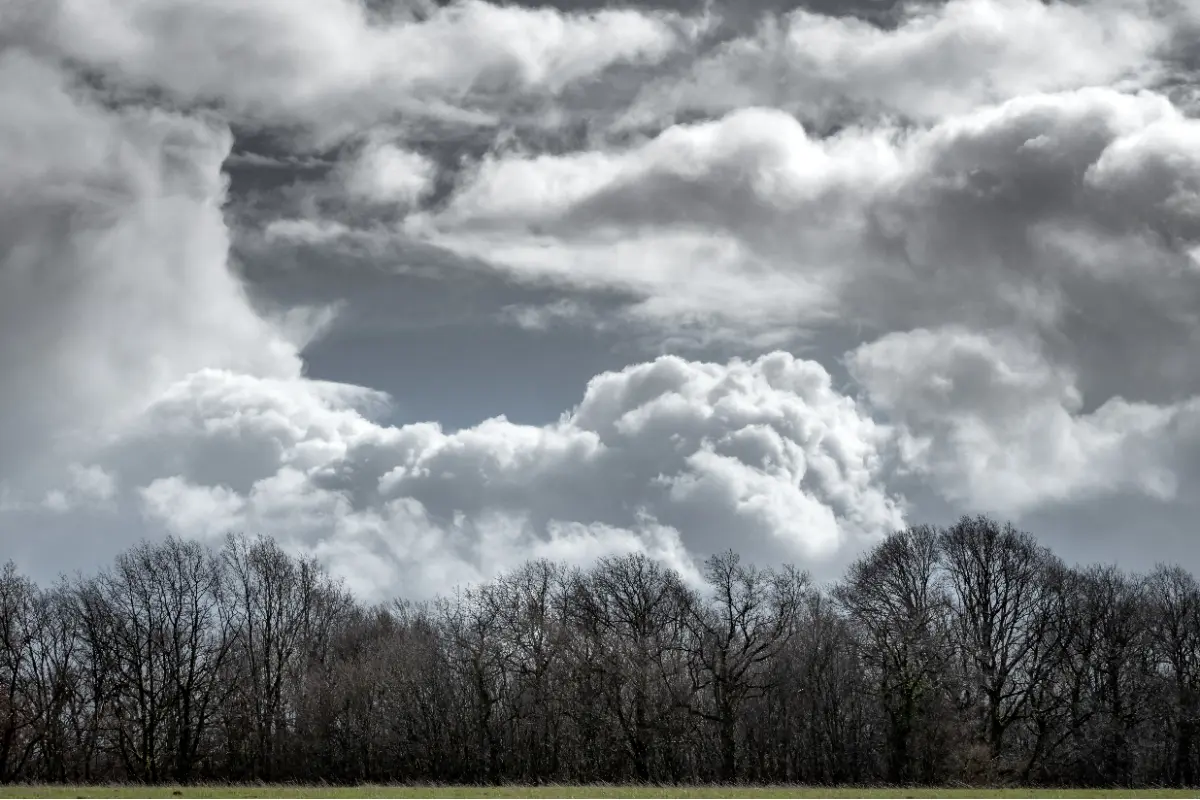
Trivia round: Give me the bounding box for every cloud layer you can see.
[4,0,1200,596]
[24,0,704,143]
[619,0,1174,129]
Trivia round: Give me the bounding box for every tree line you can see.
[1,517,1198,787]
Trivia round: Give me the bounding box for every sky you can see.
[2,0,1200,600]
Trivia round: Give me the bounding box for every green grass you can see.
[1,786,1195,798]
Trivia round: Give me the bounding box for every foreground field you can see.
[2,787,1197,799]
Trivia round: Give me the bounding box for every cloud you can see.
[618,0,1172,131]
[263,218,357,246]
[121,354,903,599]
[223,151,331,170]
[32,0,706,144]
[847,326,1197,513]
[7,0,1200,596]
[340,139,437,206]
[409,105,896,334]
[0,51,302,491]
[420,87,1200,390]
[852,87,1200,404]
[400,84,1200,516]
[43,464,119,513]
[1,464,118,514]
[498,298,599,331]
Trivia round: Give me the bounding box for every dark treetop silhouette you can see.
[1,517,1196,787]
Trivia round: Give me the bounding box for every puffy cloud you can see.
[422,88,1200,393]
[27,0,705,144]
[409,105,897,332]
[0,51,302,490]
[854,88,1200,404]
[124,354,903,598]
[406,84,1200,515]
[847,326,1197,513]
[436,106,899,231]
[340,140,436,206]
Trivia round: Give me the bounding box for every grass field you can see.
[1,786,1195,798]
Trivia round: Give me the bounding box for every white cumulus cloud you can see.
[847,326,1196,513]
[120,354,903,598]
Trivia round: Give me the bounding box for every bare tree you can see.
[565,553,691,783]
[682,551,807,783]
[220,534,350,779]
[940,516,1060,780]
[20,584,80,783]
[1054,566,1153,786]
[1144,564,1200,786]
[72,539,235,782]
[834,526,951,784]
[0,562,42,781]
[435,582,512,784]
[747,590,873,784]
[493,560,572,781]
[1009,558,1073,783]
